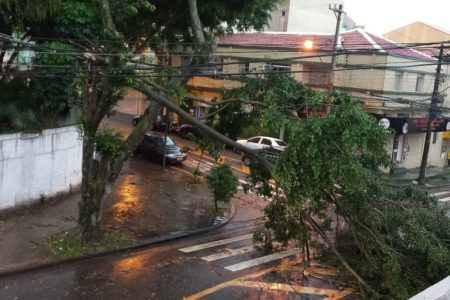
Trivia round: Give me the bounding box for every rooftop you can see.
[218,29,435,61]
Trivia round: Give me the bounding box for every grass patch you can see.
[42,228,136,259]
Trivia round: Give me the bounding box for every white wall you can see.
[0,126,82,211]
[409,275,450,300]
[266,0,346,33]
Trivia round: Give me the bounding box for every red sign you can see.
[407,118,447,133]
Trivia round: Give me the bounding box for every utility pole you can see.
[329,4,344,88]
[418,45,445,184]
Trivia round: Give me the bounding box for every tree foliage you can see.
[206,164,238,213]
[222,77,450,298]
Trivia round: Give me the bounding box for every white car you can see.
[236,136,287,151]
[237,136,287,166]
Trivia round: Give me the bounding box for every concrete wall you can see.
[409,275,450,300]
[0,126,82,211]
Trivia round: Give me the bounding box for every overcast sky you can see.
[343,0,450,35]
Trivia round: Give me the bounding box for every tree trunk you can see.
[188,0,205,44]
[78,91,162,242]
[79,134,101,242]
[134,81,273,171]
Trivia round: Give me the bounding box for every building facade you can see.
[384,21,450,45]
[266,0,355,33]
[215,29,450,169]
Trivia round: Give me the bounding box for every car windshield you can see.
[162,136,175,146]
[153,135,176,146]
[275,140,287,146]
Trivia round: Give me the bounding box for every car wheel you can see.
[180,130,188,139]
[242,156,252,166]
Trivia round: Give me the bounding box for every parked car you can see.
[176,123,199,139]
[241,147,284,166]
[132,115,177,132]
[236,136,287,151]
[237,136,287,166]
[133,132,187,164]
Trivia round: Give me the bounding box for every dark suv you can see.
[133,132,187,164]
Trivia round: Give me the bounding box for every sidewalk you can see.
[383,166,450,188]
[0,157,240,276]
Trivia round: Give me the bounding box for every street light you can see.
[303,40,313,50]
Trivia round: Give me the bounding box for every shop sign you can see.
[372,114,450,134]
[406,118,448,133]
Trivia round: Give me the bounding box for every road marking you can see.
[431,191,449,197]
[201,245,258,262]
[230,281,354,299]
[221,155,241,163]
[183,257,305,300]
[241,165,250,174]
[225,248,301,272]
[438,196,450,203]
[179,233,253,253]
[169,166,195,177]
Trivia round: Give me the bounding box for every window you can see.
[281,10,286,16]
[268,64,291,73]
[433,132,438,144]
[394,71,404,91]
[304,65,331,86]
[239,61,250,73]
[215,58,223,72]
[248,137,260,143]
[415,74,424,92]
[275,140,287,146]
[261,138,272,146]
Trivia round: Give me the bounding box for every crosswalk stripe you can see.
[179,233,253,253]
[438,196,450,203]
[225,248,301,272]
[201,245,259,262]
[431,191,449,197]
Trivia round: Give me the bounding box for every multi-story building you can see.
[384,21,450,45]
[266,0,356,33]
[214,29,450,169]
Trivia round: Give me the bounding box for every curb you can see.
[0,202,236,279]
[383,180,450,189]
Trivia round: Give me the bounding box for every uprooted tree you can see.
[3,0,449,298]
[137,72,450,298]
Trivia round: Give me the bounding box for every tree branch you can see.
[302,212,375,294]
[188,0,205,44]
[200,103,230,120]
[100,0,119,38]
[108,99,162,183]
[134,79,274,171]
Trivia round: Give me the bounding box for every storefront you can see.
[373,114,450,168]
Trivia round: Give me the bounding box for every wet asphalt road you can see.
[0,222,264,300]
[0,117,357,299]
[0,215,357,300]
